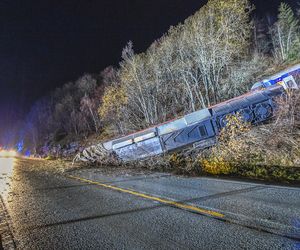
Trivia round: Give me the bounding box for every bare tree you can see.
[80,94,101,132]
[184,0,253,105]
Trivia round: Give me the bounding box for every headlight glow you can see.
[0,150,17,158]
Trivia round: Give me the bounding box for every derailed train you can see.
[76,64,300,162]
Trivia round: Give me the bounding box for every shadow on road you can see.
[27,185,265,230]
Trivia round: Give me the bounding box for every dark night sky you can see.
[0,0,297,126]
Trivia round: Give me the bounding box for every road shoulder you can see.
[0,196,15,250]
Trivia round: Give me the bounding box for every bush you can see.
[200,156,234,175]
[167,152,206,175]
[198,114,251,175]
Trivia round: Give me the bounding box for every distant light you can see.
[16,140,24,153]
[0,150,17,158]
[25,150,31,157]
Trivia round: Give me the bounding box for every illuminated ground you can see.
[1,158,300,249]
[0,155,15,198]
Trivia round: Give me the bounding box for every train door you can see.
[282,75,299,90]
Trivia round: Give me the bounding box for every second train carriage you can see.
[99,64,300,161]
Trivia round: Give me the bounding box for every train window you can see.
[283,75,298,89]
[199,126,207,137]
[286,80,295,88]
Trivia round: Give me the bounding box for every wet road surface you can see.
[2,158,300,249]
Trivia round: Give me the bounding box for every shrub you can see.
[167,152,207,175]
[198,114,251,175]
[200,156,234,175]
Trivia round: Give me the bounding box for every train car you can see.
[74,64,300,162]
[251,64,300,91]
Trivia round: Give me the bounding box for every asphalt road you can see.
[2,159,300,249]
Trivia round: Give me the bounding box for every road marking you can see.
[67,175,224,218]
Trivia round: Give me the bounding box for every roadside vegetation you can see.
[10,1,300,182]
